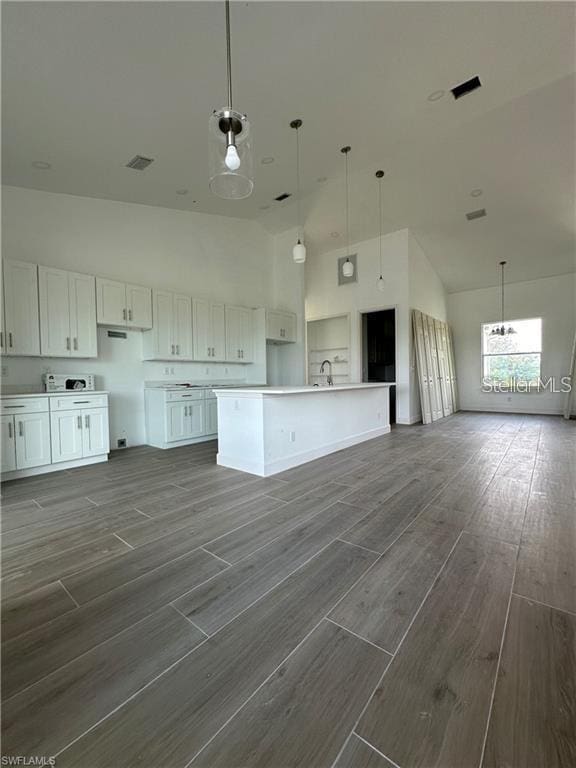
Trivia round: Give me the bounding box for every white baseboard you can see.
[396,416,422,425]
[2,454,108,482]
[218,425,391,477]
[461,406,566,416]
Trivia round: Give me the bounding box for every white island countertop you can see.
[213,383,395,395]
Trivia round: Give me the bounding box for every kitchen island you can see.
[212,383,394,476]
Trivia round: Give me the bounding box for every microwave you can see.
[43,374,96,392]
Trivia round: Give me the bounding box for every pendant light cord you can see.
[501,261,505,325]
[378,176,383,275]
[296,126,301,240]
[345,150,350,256]
[225,0,233,110]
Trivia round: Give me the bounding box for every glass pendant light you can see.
[290,119,306,263]
[376,170,385,291]
[491,261,516,335]
[341,146,354,278]
[209,0,254,199]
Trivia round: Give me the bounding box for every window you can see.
[481,318,542,390]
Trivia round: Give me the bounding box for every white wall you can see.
[448,273,576,415]
[305,229,413,423]
[1,186,306,445]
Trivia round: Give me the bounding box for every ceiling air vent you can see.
[451,75,482,100]
[274,193,291,202]
[125,155,154,171]
[466,208,487,221]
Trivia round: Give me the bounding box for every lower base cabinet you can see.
[145,388,218,449]
[0,393,110,480]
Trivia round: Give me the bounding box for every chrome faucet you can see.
[319,359,334,386]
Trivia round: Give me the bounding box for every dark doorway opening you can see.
[361,308,396,424]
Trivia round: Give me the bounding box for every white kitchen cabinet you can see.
[1,415,17,473]
[193,300,226,361]
[3,260,40,356]
[15,412,51,469]
[81,407,110,457]
[143,290,193,360]
[266,310,296,343]
[0,262,5,355]
[39,267,97,358]
[145,388,216,448]
[206,397,218,435]
[96,278,152,330]
[225,305,253,362]
[50,397,109,464]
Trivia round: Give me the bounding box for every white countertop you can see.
[213,383,395,395]
[1,391,109,398]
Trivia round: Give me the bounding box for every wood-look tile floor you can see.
[1,412,575,768]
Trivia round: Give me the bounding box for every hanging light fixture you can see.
[290,119,306,263]
[209,0,254,199]
[341,146,354,278]
[375,170,385,291]
[491,261,516,335]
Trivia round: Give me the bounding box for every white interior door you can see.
[69,272,97,357]
[96,278,127,326]
[15,412,51,469]
[174,294,193,359]
[193,298,211,360]
[126,284,152,329]
[38,266,71,357]
[81,408,109,456]
[412,311,433,425]
[51,410,83,463]
[211,303,226,361]
[1,416,17,473]
[3,260,40,356]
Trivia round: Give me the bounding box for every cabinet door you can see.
[126,284,152,330]
[153,290,175,358]
[225,307,241,362]
[240,308,253,362]
[81,408,109,457]
[205,399,218,435]
[15,412,51,469]
[50,410,83,463]
[166,403,188,442]
[174,294,193,359]
[0,261,5,354]
[3,260,40,356]
[38,266,71,357]
[1,416,17,473]
[69,272,97,358]
[96,278,127,326]
[282,312,296,342]
[211,303,226,361]
[193,298,211,360]
[189,401,205,437]
[266,310,283,341]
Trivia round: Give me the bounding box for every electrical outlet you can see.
[117,438,127,448]
[289,431,296,442]
[170,367,175,375]
[164,367,170,375]
[206,368,210,375]
[1,364,8,377]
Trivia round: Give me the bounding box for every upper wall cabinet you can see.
[2,260,40,356]
[266,309,296,343]
[142,290,193,361]
[193,299,226,362]
[225,305,254,362]
[96,278,152,330]
[39,266,97,358]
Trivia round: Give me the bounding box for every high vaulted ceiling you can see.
[2,2,575,292]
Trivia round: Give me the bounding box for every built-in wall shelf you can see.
[306,314,351,385]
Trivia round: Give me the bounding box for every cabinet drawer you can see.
[1,398,48,415]
[166,390,205,402]
[50,394,109,412]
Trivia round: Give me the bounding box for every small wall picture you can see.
[338,253,358,285]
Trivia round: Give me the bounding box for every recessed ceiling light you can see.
[330,232,340,238]
[427,90,445,102]
[261,157,275,165]
[470,188,483,197]
[317,176,328,183]
[176,189,189,196]
[259,205,270,210]
[31,161,51,170]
